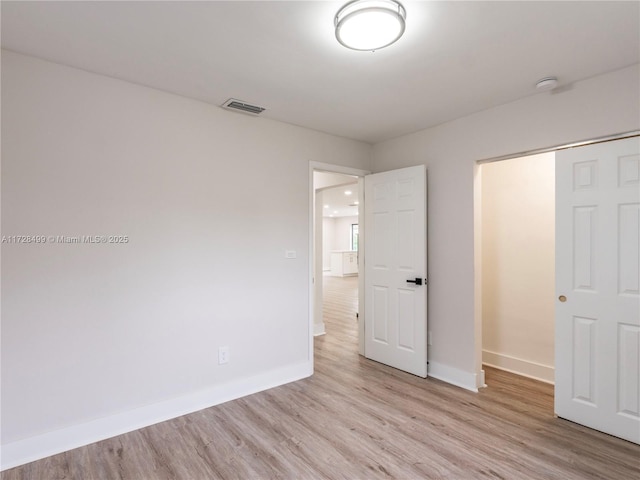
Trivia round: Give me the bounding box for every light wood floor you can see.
[3,274,639,479]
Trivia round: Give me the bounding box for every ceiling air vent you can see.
[221,98,266,116]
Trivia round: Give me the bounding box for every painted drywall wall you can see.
[481,153,555,383]
[322,215,358,271]
[322,217,335,271]
[314,172,357,190]
[1,50,371,468]
[333,216,358,252]
[372,64,640,389]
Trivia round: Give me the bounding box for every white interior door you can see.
[555,136,640,444]
[364,165,427,377]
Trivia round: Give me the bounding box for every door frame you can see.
[309,162,370,370]
[475,153,556,388]
[473,130,640,390]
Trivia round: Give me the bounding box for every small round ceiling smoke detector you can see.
[536,77,559,91]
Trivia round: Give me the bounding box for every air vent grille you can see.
[221,98,266,116]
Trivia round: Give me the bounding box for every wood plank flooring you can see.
[3,274,639,479]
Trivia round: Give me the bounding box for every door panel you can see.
[364,165,427,377]
[571,316,596,404]
[619,203,639,295]
[556,136,640,444]
[572,206,597,291]
[618,324,640,417]
[373,286,389,343]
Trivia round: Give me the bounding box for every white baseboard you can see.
[1,361,312,472]
[428,362,480,392]
[479,369,486,388]
[313,321,326,336]
[482,350,554,384]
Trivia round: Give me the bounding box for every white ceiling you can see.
[2,1,639,144]
[320,182,359,218]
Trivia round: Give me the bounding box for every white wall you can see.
[0,50,371,468]
[372,64,640,390]
[322,215,358,271]
[481,153,555,383]
[314,172,357,190]
[333,216,358,252]
[322,217,335,270]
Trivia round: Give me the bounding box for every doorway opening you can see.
[477,152,556,386]
[313,172,360,339]
[310,163,369,368]
[475,134,640,444]
[310,163,429,378]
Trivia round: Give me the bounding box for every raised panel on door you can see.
[618,203,639,296]
[572,316,597,405]
[397,288,416,351]
[397,210,415,271]
[617,324,640,419]
[573,206,597,291]
[373,286,389,344]
[372,212,391,270]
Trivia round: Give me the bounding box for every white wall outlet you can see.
[428,331,433,346]
[218,346,230,365]
[285,250,297,259]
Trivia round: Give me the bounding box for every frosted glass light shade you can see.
[335,0,406,51]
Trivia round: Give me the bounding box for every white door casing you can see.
[555,136,640,444]
[364,165,427,377]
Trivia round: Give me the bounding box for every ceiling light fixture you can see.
[335,0,407,51]
[345,190,352,195]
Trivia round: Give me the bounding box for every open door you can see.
[364,165,427,377]
[555,136,640,444]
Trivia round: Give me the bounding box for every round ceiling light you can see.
[335,0,407,51]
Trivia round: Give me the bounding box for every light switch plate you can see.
[218,346,230,365]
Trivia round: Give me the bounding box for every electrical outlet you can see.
[218,346,230,365]
[427,331,432,346]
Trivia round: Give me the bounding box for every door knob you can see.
[407,278,423,286]
[558,295,567,302]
